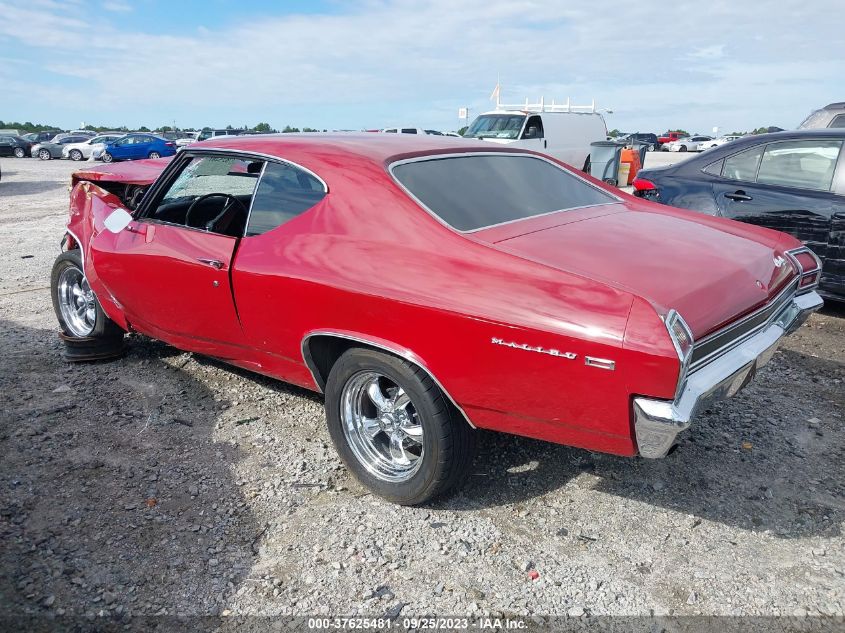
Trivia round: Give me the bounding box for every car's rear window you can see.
[391,154,617,231]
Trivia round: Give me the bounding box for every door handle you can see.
[725,191,753,201]
[543,139,547,148]
[197,258,224,269]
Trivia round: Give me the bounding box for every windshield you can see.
[464,114,526,140]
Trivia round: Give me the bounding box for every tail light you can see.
[785,247,822,293]
[165,142,175,147]
[632,177,656,191]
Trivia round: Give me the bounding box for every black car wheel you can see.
[101,152,113,163]
[148,151,161,159]
[679,145,688,152]
[13,147,25,158]
[51,249,125,361]
[325,348,475,505]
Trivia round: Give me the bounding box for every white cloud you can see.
[102,0,132,12]
[0,0,843,132]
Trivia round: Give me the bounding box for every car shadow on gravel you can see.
[444,351,844,539]
[0,321,260,621]
[0,179,66,197]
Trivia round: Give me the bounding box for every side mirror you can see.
[524,126,540,139]
[104,208,133,233]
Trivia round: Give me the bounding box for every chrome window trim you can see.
[137,148,328,236]
[300,330,476,429]
[242,161,267,238]
[387,151,622,235]
[190,147,329,193]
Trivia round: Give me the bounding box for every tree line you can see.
[0,120,329,134]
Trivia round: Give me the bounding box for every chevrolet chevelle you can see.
[52,134,823,504]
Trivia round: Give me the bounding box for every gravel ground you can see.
[1,157,844,625]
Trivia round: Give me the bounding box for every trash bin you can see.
[620,147,643,185]
[589,141,624,186]
[631,141,649,168]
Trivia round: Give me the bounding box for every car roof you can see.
[193,133,499,168]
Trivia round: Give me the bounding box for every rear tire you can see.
[38,149,51,160]
[13,147,25,158]
[69,149,83,161]
[148,151,160,159]
[325,348,475,505]
[102,152,113,163]
[51,249,125,361]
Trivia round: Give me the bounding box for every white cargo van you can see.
[463,99,607,171]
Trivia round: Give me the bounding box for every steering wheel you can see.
[184,193,248,232]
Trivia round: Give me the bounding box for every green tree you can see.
[281,125,300,133]
[253,122,272,132]
[457,126,468,136]
[608,128,621,137]
[138,126,150,132]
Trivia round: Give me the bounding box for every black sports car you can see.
[634,130,845,300]
[0,135,33,158]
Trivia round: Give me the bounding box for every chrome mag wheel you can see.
[38,149,51,160]
[340,371,424,482]
[57,265,96,337]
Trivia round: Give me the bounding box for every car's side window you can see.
[756,140,843,192]
[522,115,544,140]
[245,161,327,236]
[147,155,264,237]
[829,114,845,128]
[721,145,764,182]
[703,159,723,176]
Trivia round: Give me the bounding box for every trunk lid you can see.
[71,157,172,188]
[480,206,796,337]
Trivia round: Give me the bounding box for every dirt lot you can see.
[1,156,844,625]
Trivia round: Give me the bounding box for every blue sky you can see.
[1,0,843,134]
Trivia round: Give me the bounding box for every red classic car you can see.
[51,134,823,505]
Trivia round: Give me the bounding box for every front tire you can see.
[325,348,474,505]
[13,147,25,158]
[51,249,125,361]
[38,149,51,160]
[101,152,113,163]
[679,145,688,152]
[69,149,83,161]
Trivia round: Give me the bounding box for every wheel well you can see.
[303,334,475,428]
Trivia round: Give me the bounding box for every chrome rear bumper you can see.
[634,291,823,458]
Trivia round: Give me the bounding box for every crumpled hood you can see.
[489,207,797,337]
[71,157,172,187]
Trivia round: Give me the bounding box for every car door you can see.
[712,138,843,280]
[88,152,264,356]
[133,135,154,159]
[0,137,14,157]
[518,115,546,153]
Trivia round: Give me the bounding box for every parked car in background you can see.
[657,131,684,148]
[798,102,845,129]
[171,132,200,147]
[463,101,607,171]
[32,135,93,160]
[68,130,97,137]
[633,129,845,300]
[22,130,64,143]
[665,136,713,152]
[62,134,124,161]
[197,129,247,142]
[617,132,659,150]
[699,135,743,150]
[0,135,34,158]
[99,134,177,162]
[52,133,821,504]
[381,127,428,134]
